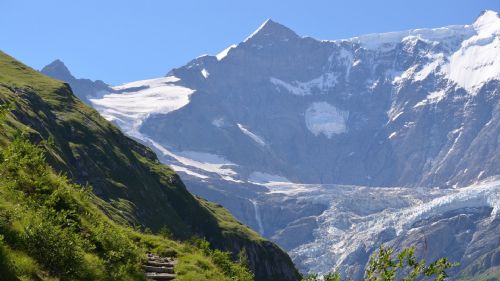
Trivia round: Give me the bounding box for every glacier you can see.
[268,179,500,275]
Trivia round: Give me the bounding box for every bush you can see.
[302,246,458,281]
[21,210,85,279]
[0,235,16,280]
[190,237,254,281]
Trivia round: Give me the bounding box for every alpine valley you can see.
[42,10,500,280]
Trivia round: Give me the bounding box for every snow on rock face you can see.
[305,102,348,138]
[90,76,246,183]
[441,11,500,94]
[270,73,338,96]
[170,165,209,179]
[216,44,237,61]
[201,68,210,78]
[414,90,447,107]
[90,76,195,138]
[144,137,241,182]
[237,123,267,146]
[340,24,474,51]
[212,117,226,128]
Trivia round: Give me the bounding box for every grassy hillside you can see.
[0,51,300,281]
[0,135,254,281]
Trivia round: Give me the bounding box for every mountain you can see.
[45,10,499,280]
[41,59,112,104]
[0,51,300,281]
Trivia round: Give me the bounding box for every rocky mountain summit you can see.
[41,59,112,104]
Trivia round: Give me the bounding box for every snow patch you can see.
[305,102,349,138]
[414,90,447,107]
[270,73,338,96]
[390,111,404,122]
[201,68,210,78]
[170,165,209,179]
[237,124,266,146]
[414,55,445,81]
[146,139,240,180]
[212,117,226,128]
[216,44,237,61]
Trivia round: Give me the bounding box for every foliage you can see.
[302,246,458,281]
[191,236,254,281]
[0,101,14,123]
[0,135,256,280]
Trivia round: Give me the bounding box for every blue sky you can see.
[1,0,498,85]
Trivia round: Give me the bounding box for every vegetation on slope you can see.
[0,51,300,281]
[0,133,253,280]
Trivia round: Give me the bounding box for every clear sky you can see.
[1,0,498,85]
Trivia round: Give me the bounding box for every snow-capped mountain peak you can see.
[442,9,500,94]
[473,10,500,34]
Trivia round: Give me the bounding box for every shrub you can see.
[21,210,85,279]
[302,246,458,281]
[0,235,16,280]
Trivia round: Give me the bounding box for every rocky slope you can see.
[45,10,499,280]
[0,51,300,281]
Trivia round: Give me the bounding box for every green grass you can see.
[0,135,253,281]
[0,50,300,280]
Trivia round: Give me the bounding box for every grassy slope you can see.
[0,136,253,281]
[0,51,300,281]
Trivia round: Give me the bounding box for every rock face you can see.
[135,12,500,189]
[41,59,112,104]
[44,10,500,280]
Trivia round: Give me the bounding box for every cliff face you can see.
[0,51,300,281]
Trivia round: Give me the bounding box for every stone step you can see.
[150,257,174,262]
[146,260,175,267]
[145,272,176,280]
[143,265,175,274]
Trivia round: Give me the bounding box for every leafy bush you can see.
[302,246,458,281]
[0,101,14,123]
[21,211,85,279]
[0,235,16,280]
[191,237,254,281]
